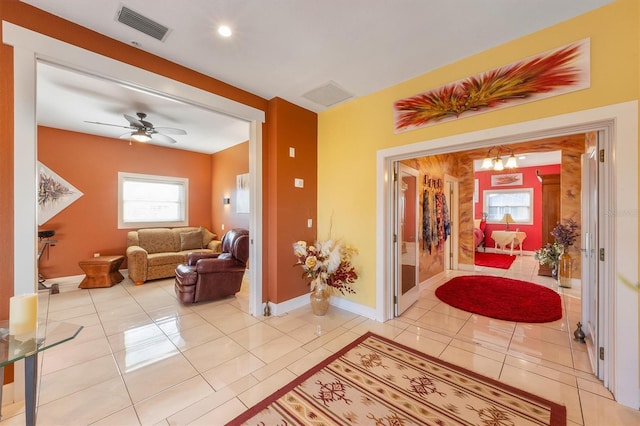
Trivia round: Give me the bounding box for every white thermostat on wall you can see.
[294,178,304,188]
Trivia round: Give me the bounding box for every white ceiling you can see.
[23,0,612,154]
[37,62,251,154]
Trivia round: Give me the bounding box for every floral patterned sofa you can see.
[126,226,221,285]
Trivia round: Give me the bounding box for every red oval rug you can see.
[435,275,562,323]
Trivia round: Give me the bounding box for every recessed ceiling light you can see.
[218,25,232,37]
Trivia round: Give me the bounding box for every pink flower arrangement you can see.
[293,239,358,295]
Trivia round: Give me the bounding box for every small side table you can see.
[78,255,125,288]
[0,320,83,426]
[491,231,527,256]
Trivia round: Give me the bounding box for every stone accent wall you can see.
[406,133,587,283]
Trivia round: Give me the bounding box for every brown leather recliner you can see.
[174,228,249,303]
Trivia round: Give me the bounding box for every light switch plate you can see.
[289,147,295,157]
[307,219,313,228]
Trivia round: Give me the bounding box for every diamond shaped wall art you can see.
[38,161,83,226]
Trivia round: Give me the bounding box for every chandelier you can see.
[481,146,518,171]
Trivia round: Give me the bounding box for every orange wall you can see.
[0,0,267,318]
[38,126,213,278]
[0,2,317,318]
[266,98,317,304]
[0,0,318,386]
[211,142,250,235]
[0,40,14,383]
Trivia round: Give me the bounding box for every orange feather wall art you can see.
[393,38,590,133]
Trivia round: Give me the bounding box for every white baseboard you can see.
[419,270,448,290]
[267,292,377,320]
[330,296,378,320]
[1,382,15,407]
[268,293,308,316]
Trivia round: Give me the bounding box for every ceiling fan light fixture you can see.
[505,153,518,169]
[86,112,184,145]
[131,129,151,143]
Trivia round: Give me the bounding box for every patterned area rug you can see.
[227,332,566,425]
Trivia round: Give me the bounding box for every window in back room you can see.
[483,188,533,225]
[118,172,188,229]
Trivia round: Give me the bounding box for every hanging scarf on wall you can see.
[442,192,451,241]
[436,191,444,244]
[431,189,438,252]
[422,188,430,252]
[422,177,453,252]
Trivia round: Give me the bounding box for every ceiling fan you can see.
[85,112,187,144]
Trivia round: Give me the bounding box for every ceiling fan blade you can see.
[124,114,145,128]
[151,133,177,144]
[84,120,133,130]
[118,132,133,139]
[154,126,187,135]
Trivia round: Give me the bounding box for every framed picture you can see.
[491,173,523,187]
[236,173,250,213]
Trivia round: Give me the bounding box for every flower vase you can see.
[551,265,558,280]
[310,279,331,316]
[558,247,573,288]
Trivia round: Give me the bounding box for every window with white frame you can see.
[118,172,188,229]
[483,188,533,225]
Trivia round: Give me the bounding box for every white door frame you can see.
[443,175,459,271]
[394,162,419,316]
[375,102,638,408]
[581,146,604,378]
[3,22,265,316]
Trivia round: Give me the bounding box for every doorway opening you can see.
[376,103,639,407]
[5,22,265,317]
[392,133,599,373]
[393,162,419,316]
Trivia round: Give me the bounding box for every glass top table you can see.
[0,319,83,426]
[0,320,83,367]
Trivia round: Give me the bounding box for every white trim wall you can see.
[3,22,265,317]
[376,101,639,409]
[3,21,267,404]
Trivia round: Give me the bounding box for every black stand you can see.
[37,231,58,294]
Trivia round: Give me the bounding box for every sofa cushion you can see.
[180,229,203,250]
[200,227,217,246]
[147,252,186,267]
[138,228,178,254]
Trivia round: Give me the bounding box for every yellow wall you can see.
[318,0,639,308]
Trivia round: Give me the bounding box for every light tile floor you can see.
[2,255,639,425]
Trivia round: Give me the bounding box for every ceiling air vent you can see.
[302,81,354,108]
[116,6,170,41]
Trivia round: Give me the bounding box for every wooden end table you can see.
[78,255,125,288]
